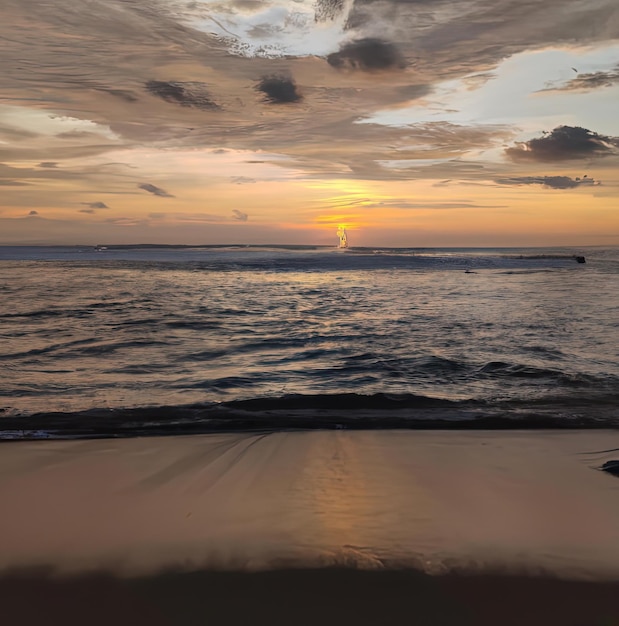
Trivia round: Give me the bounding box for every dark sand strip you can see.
[2,567,619,626]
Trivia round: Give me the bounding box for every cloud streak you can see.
[145,81,219,110]
[138,183,174,198]
[80,201,109,209]
[541,66,619,92]
[495,175,600,189]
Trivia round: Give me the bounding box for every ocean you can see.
[1,244,618,438]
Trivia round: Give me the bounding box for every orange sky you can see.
[1,0,618,246]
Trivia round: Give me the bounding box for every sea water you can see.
[1,245,618,438]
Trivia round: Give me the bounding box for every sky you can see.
[1,0,619,246]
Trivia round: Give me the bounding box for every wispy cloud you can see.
[80,201,109,209]
[232,209,248,221]
[495,175,600,189]
[138,183,174,198]
[145,81,219,110]
[540,66,619,92]
[105,217,147,226]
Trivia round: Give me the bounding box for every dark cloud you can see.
[495,175,600,189]
[256,75,302,104]
[327,39,406,71]
[138,183,174,198]
[542,67,619,92]
[505,126,619,162]
[79,208,95,214]
[81,201,109,209]
[28,210,39,216]
[232,209,248,221]
[38,162,58,168]
[145,81,219,110]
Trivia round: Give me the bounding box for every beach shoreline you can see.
[1,430,619,577]
[2,429,619,623]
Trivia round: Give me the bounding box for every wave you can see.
[1,392,617,441]
[0,338,170,361]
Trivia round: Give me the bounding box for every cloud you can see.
[97,87,138,102]
[328,197,507,210]
[495,175,600,189]
[28,210,39,216]
[541,67,619,92]
[3,0,619,236]
[138,183,174,198]
[327,39,406,71]
[505,126,619,162]
[145,81,219,110]
[38,162,58,168]
[220,119,512,182]
[315,0,346,22]
[232,209,248,221]
[79,208,95,214]
[231,176,256,184]
[105,217,146,226]
[256,75,302,104]
[80,201,109,209]
[174,213,225,223]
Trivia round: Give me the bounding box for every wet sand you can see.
[1,430,619,624]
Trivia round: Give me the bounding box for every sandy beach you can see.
[1,430,619,624]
